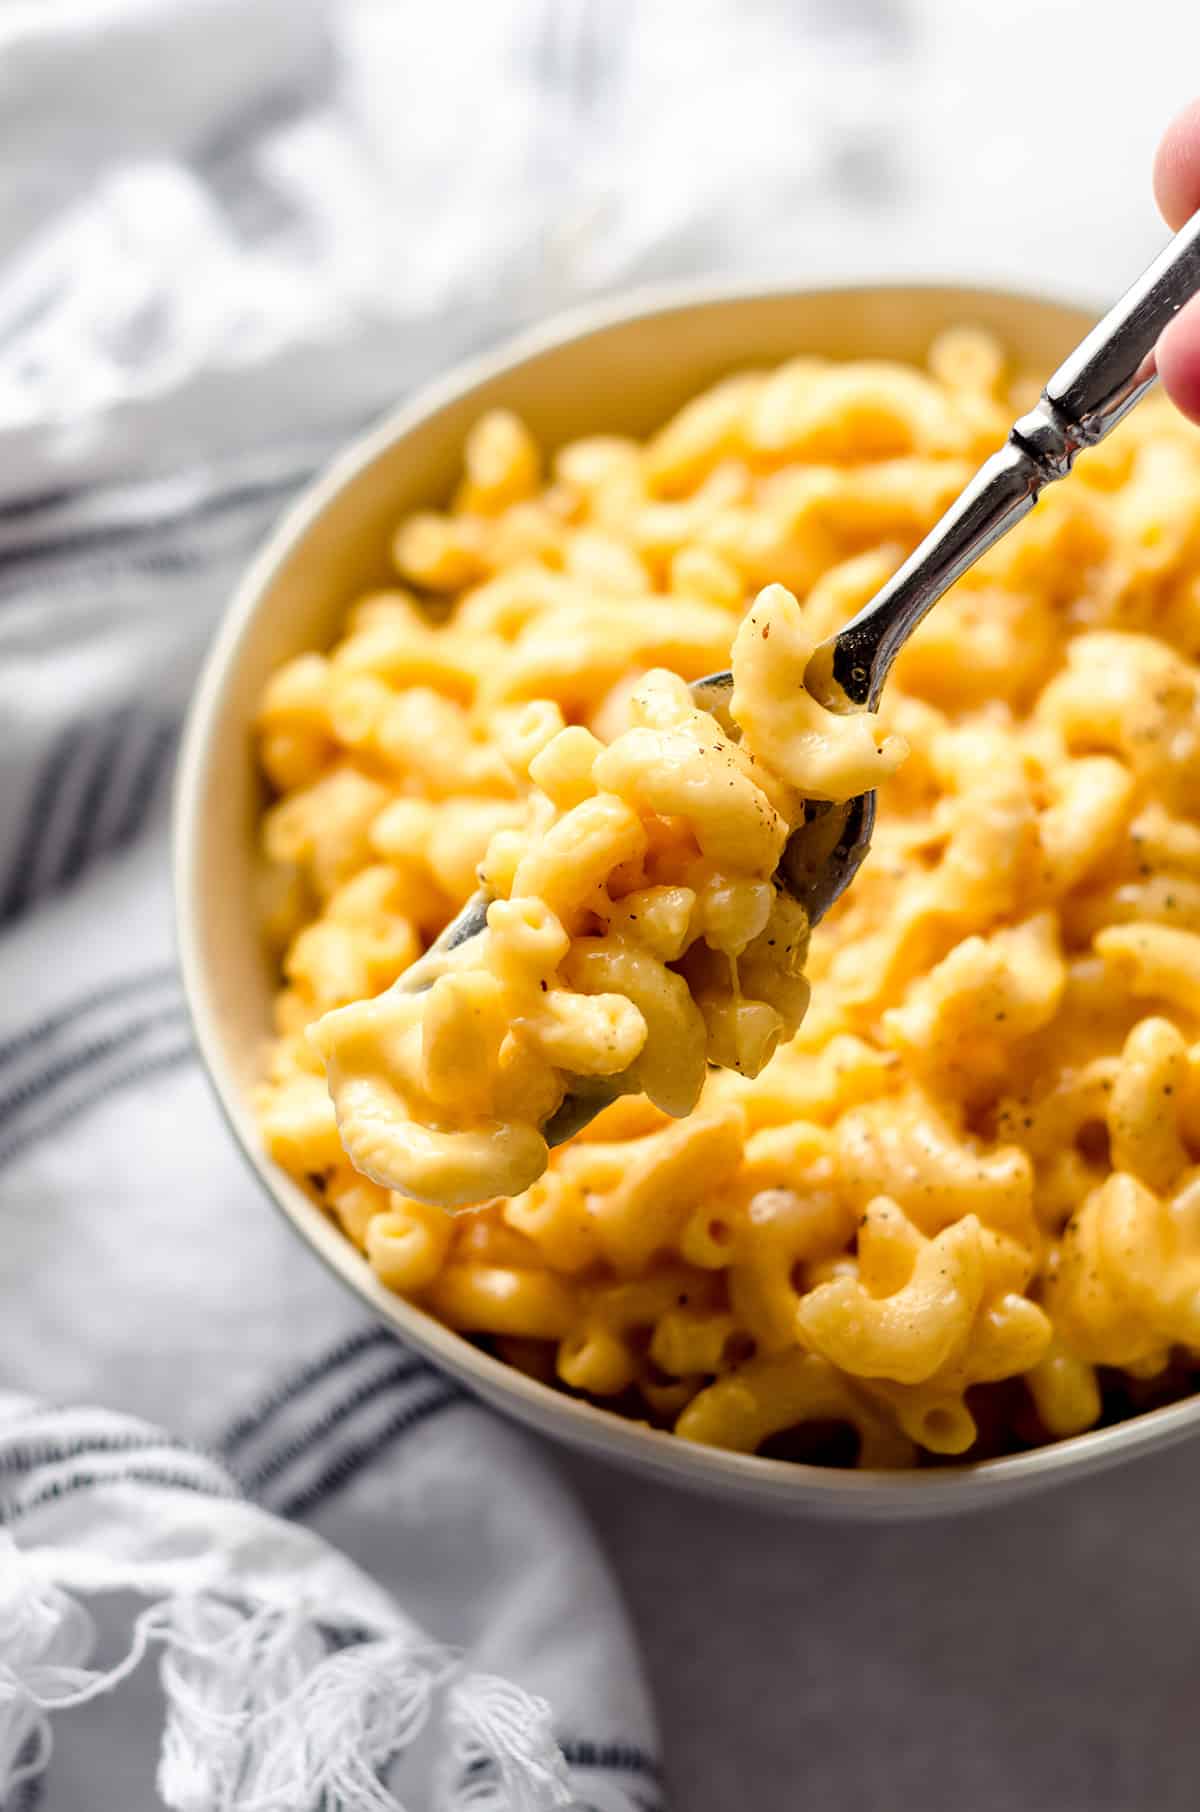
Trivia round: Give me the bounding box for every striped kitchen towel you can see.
[0,1389,662,1812]
[0,2,666,1805]
[0,467,663,1812]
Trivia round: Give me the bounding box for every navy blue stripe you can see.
[0,1005,189,1129]
[0,723,90,923]
[237,1356,442,1496]
[561,1741,665,1783]
[0,469,306,575]
[0,509,262,614]
[219,1326,398,1454]
[0,1431,192,1478]
[0,967,178,1071]
[10,1735,46,1812]
[458,1747,666,1812]
[2,1464,234,1524]
[0,711,177,925]
[278,1387,463,1520]
[107,719,179,850]
[54,705,137,889]
[0,484,76,520]
[0,1042,196,1173]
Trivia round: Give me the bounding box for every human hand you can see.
[1154,99,1200,421]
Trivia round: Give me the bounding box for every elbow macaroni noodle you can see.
[309,586,900,1207]
[255,332,1200,1466]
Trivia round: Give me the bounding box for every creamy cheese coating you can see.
[255,342,1200,1464]
[310,584,900,1206]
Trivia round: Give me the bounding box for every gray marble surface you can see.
[563,1437,1200,1810]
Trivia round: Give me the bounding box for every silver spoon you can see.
[401,208,1200,1142]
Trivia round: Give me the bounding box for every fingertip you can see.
[1154,98,1200,229]
[1157,293,1200,425]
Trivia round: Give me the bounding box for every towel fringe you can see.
[154,1596,454,1812]
[1,1529,156,1794]
[1,1531,573,1812]
[440,1672,574,1811]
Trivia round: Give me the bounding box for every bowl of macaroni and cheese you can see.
[176,282,1200,1514]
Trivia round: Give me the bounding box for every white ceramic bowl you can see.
[175,281,1200,1517]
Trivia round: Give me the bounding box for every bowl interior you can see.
[177,282,1200,1514]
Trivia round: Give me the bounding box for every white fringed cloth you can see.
[0,4,682,1804]
[0,1383,660,1810]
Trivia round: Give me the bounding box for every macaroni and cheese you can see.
[308,583,900,1206]
[255,334,1200,1466]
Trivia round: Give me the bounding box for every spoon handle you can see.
[808,206,1200,711]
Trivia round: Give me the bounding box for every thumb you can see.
[1153,100,1200,423]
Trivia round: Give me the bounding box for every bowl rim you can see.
[174,275,1200,1513]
